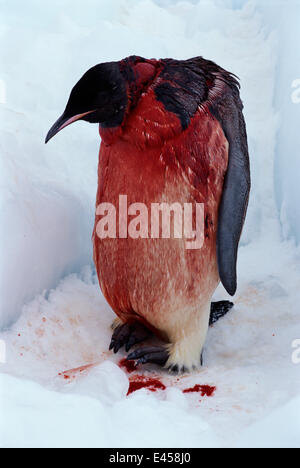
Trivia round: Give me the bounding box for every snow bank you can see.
[1,243,299,448]
[236,395,300,448]
[1,0,300,449]
[259,1,300,244]
[0,370,222,448]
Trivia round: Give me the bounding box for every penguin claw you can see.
[109,323,131,354]
[109,322,152,354]
[209,300,234,326]
[125,324,152,352]
[127,346,169,367]
[127,347,204,373]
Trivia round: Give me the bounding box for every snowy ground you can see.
[1,0,300,448]
[1,239,300,448]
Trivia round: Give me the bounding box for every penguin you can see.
[46,56,250,372]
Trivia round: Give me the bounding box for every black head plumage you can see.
[45,62,127,143]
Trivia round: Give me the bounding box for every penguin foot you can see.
[127,346,169,367]
[210,301,234,326]
[127,346,204,373]
[109,322,153,354]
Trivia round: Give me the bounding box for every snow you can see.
[1,241,299,448]
[0,0,300,449]
[236,395,300,449]
[0,371,221,448]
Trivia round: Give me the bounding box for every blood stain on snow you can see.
[127,375,166,396]
[35,327,45,337]
[58,373,76,381]
[183,384,216,397]
[58,362,98,381]
[119,358,138,373]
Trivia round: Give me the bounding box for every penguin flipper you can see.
[211,88,251,296]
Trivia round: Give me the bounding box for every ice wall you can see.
[240,0,300,244]
[0,0,279,328]
[263,1,300,244]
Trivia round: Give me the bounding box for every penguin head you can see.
[45,62,127,143]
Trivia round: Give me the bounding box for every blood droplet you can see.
[127,376,166,395]
[183,384,216,397]
[58,362,97,380]
[119,358,138,373]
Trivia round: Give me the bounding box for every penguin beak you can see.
[45,110,95,143]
